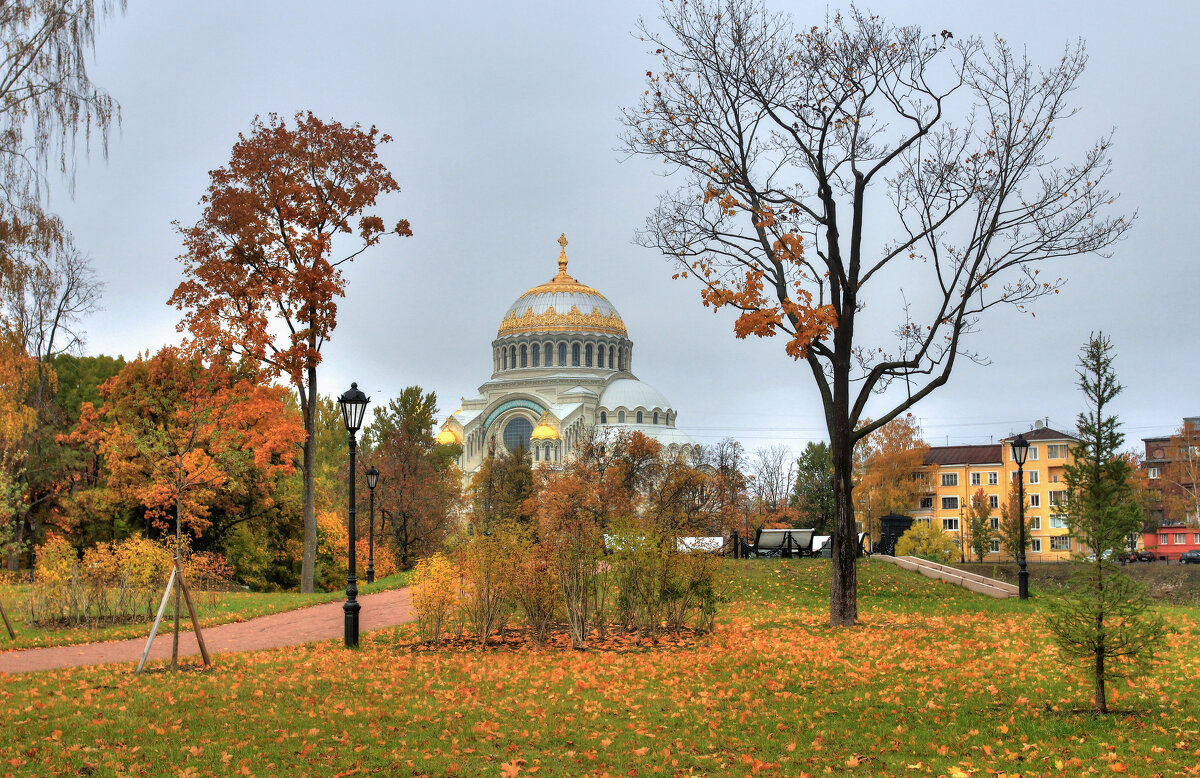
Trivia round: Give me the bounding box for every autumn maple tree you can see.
[170,112,411,592]
[853,416,929,544]
[623,2,1130,624]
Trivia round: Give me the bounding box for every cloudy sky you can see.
[50,0,1199,456]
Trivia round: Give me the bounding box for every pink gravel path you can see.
[0,587,412,675]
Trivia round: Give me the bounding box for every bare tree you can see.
[623,1,1130,624]
[752,444,796,520]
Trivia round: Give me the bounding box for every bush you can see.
[26,535,232,627]
[895,521,957,563]
[411,553,459,646]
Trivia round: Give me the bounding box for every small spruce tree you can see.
[1046,333,1166,713]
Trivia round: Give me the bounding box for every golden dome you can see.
[496,234,627,338]
[530,412,559,441]
[435,426,461,445]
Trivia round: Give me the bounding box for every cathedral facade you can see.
[435,235,698,474]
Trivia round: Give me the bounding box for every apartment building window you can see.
[1049,490,1066,506]
[919,496,934,509]
[1175,533,1186,545]
[1148,467,1160,479]
[970,472,981,486]
[941,496,959,510]
[990,539,1001,553]
[1031,538,1042,553]
[1194,533,1200,545]
[1028,446,1039,461]
[989,495,999,509]
[1030,516,1041,531]
[941,473,958,487]
[1050,474,1059,483]
[1027,471,1039,484]
[1050,514,1068,530]
[1047,443,1069,459]
[990,516,1000,531]
[1028,494,1041,508]
[1159,533,1169,546]
[1050,536,1071,551]
[943,518,960,531]
[988,472,998,485]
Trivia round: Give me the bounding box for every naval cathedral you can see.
[435,235,699,475]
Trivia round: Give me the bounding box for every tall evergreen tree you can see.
[1046,333,1166,713]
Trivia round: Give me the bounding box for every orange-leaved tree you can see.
[73,346,303,543]
[169,112,411,592]
[623,3,1130,624]
[854,416,930,544]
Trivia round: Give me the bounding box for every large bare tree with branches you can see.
[622,1,1131,625]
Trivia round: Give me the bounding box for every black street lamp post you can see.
[1011,434,1030,600]
[365,466,379,585]
[337,382,370,648]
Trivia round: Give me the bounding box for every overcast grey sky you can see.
[50,0,1200,456]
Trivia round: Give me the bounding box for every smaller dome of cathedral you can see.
[600,378,673,413]
[435,426,461,445]
[530,413,559,441]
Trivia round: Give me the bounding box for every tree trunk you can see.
[299,365,317,593]
[1094,648,1107,713]
[829,423,858,626]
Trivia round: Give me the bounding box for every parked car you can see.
[1181,549,1200,564]
[1120,550,1157,563]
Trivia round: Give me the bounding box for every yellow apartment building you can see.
[911,426,1079,562]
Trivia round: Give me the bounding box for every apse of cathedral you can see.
[435,235,699,474]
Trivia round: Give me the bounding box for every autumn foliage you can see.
[170,111,411,593]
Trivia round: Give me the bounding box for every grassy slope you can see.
[0,573,411,651]
[0,560,1197,776]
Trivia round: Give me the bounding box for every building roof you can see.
[1004,426,1078,442]
[923,445,1002,466]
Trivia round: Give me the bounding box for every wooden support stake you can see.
[0,599,15,640]
[177,569,212,668]
[135,567,177,675]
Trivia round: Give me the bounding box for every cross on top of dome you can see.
[556,233,570,280]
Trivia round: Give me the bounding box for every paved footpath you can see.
[0,587,413,675]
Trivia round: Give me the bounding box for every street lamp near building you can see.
[337,382,370,647]
[365,465,380,585]
[1011,433,1030,600]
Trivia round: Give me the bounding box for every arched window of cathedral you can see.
[545,342,553,366]
[532,343,540,367]
[636,411,643,424]
[600,411,607,424]
[653,411,658,424]
[544,444,550,462]
[520,344,527,367]
[558,342,567,366]
[534,445,540,462]
[503,416,533,453]
[618,410,626,423]
[502,349,508,370]
[585,344,593,367]
[572,343,580,366]
[607,345,613,369]
[510,346,517,369]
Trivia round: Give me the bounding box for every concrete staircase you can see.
[873,555,1019,599]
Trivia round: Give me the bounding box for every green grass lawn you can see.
[1,560,1197,776]
[0,572,410,651]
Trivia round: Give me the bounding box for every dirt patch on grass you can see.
[399,626,707,653]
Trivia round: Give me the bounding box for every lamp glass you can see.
[366,466,380,490]
[338,382,370,433]
[1011,434,1030,466]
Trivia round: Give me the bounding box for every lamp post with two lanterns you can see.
[337,383,370,648]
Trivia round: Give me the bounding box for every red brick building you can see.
[1142,524,1200,561]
